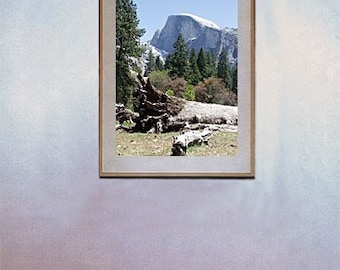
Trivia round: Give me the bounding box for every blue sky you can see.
[133,0,238,41]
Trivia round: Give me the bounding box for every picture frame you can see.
[99,0,255,178]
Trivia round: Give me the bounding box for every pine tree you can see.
[164,53,173,71]
[197,48,208,79]
[155,55,164,71]
[144,51,155,76]
[188,49,201,85]
[232,66,238,94]
[206,50,217,78]
[166,34,189,78]
[116,0,145,105]
[217,47,232,89]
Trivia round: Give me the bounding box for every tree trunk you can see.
[171,128,213,156]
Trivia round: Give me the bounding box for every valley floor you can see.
[116,130,238,156]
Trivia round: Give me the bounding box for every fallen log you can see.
[116,105,139,124]
[174,101,238,126]
[171,128,213,156]
[116,124,135,133]
[138,113,168,134]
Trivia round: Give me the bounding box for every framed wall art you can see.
[100,0,255,177]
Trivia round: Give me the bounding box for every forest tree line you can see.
[116,0,237,108]
[145,33,238,106]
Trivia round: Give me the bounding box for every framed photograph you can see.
[100,0,255,177]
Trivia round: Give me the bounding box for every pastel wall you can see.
[1,0,339,269]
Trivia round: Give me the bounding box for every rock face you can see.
[150,13,238,66]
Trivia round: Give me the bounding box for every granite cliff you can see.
[149,13,238,66]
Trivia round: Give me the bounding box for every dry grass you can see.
[116,130,237,156]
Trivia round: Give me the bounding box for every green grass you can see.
[116,130,237,156]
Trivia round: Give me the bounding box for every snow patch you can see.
[187,36,198,42]
[223,27,238,35]
[180,13,220,30]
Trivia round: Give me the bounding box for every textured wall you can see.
[1,0,339,269]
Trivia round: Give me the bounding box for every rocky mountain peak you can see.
[150,13,238,65]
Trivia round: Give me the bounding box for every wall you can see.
[1,0,339,269]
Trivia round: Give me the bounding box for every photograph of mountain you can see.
[115,0,239,156]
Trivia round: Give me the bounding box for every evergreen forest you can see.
[116,0,238,108]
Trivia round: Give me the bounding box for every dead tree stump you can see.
[131,74,185,133]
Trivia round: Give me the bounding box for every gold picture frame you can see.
[100,0,255,178]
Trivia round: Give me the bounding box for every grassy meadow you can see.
[116,131,238,156]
